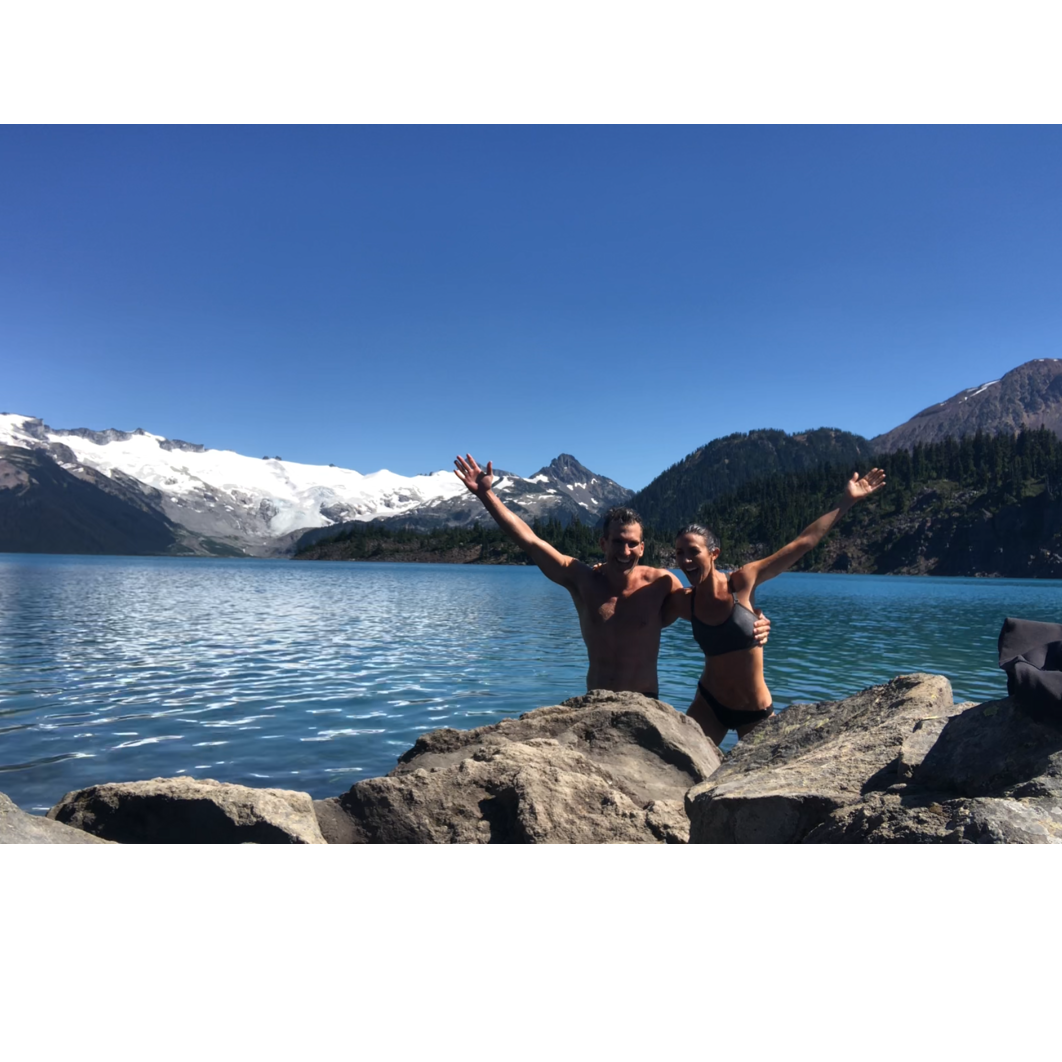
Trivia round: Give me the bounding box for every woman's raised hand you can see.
[454,453,493,497]
[845,467,886,503]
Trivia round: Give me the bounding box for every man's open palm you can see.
[455,453,493,496]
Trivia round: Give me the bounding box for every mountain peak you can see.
[871,358,1062,453]
[629,427,873,531]
[533,453,594,481]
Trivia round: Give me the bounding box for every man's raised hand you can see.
[454,453,493,497]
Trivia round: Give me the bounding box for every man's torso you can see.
[568,564,677,693]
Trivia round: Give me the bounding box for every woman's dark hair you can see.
[677,524,720,552]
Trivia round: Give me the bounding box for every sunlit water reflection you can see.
[2,554,1057,811]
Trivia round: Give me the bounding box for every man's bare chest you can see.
[579,580,665,628]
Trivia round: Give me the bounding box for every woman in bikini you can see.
[667,468,886,745]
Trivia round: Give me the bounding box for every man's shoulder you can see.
[638,563,675,575]
[561,557,597,585]
[635,564,683,588]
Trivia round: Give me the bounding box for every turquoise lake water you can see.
[2,554,1059,812]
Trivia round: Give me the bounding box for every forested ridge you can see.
[628,427,875,532]
[296,428,1062,577]
[294,516,651,566]
[696,427,1062,577]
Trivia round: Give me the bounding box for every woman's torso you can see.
[691,572,772,711]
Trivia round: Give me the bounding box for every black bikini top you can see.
[689,578,759,657]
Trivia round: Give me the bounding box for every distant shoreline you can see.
[2,551,1056,579]
[291,554,1033,578]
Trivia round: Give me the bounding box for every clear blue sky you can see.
[3,125,1061,490]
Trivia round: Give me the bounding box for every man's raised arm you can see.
[454,453,582,587]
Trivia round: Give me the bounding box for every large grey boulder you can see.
[315,690,723,843]
[1,792,115,844]
[817,695,1062,843]
[686,673,1062,843]
[48,777,327,844]
[687,674,961,843]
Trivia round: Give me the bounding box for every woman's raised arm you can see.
[737,468,886,590]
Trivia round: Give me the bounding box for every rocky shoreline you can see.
[5,675,1061,843]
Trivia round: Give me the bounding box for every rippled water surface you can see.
[2,554,1058,811]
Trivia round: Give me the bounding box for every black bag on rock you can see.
[998,617,1062,724]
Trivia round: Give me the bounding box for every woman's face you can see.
[675,532,717,581]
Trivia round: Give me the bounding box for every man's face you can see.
[600,522,645,571]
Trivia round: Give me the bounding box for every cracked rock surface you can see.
[315,690,722,843]
[48,776,327,844]
[686,673,1062,843]
[1,792,115,844]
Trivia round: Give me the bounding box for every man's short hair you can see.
[602,506,644,537]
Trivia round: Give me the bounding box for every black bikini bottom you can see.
[641,691,659,699]
[697,680,772,730]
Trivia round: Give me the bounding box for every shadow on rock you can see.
[687,673,1062,843]
[1,792,115,844]
[48,777,327,844]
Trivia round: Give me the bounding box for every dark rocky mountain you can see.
[871,358,1062,453]
[0,445,241,556]
[726,482,1062,579]
[629,428,875,533]
[688,426,1062,579]
[299,452,633,545]
[868,486,1062,578]
[0,444,180,555]
[529,453,630,514]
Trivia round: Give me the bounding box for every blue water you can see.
[1,554,1059,812]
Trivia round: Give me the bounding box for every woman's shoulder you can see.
[724,565,754,589]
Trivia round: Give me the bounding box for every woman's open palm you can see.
[845,467,886,502]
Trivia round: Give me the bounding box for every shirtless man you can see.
[454,453,769,697]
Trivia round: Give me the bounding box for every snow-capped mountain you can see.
[0,414,632,556]
[352,452,634,535]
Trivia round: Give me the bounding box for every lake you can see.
[2,554,1058,812]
